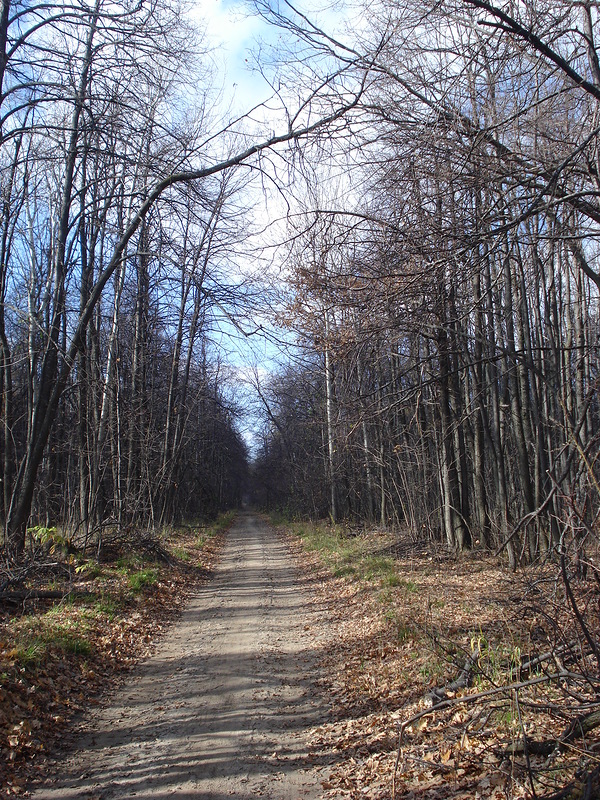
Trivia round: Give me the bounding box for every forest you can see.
[2,2,600,798]
[0,0,599,568]
[251,1,600,571]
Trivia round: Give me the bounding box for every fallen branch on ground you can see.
[0,588,97,605]
[391,671,581,800]
[425,653,477,705]
[504,707,600,757]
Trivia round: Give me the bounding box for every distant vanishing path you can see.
[32,514,331,799]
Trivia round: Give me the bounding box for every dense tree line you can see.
[0,0,368,560]
[0,0,353,562]
[252,0,600,565]
[5,0,600,567]
[0,0,257,556]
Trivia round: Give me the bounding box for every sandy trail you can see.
[31,514,331,799]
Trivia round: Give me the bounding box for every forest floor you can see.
[0,515,230,796]
[1,513,599,799]
[280,519,600,800]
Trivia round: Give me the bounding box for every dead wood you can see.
[424,639,585,707]
[392,672,579,800]
[98,529,174,565]
[561,551,600,673]
[539,764,600,799]
[0,588,95,605]
[515,640,585,679]
[504,708,600,758]
[425,653,476,704]
[0,566,35,594]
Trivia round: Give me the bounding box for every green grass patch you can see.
[361,555,396,581]
[172,546,191,562]
[195,510,236,548]
[211,511,236,532]
[14,640,47,667]
[333,563,357,578]
[128,568,159,593]
[53,630,92,655]
[10,614,94,669]
[288,522,359,568]
[399,577,419,592]
[286,521,411,588]
[268,509,296,525]
[94,593,123,619]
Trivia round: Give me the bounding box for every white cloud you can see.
[190,0,274,115]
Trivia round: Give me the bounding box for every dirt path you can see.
[31,514,332,799]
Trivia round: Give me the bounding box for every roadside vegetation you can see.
[278,516,600,800]
[0,514,234,796]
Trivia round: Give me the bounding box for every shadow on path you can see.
[31,514,334,800]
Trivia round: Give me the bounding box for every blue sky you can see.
[191,0,276,117]
[186,0,352,454]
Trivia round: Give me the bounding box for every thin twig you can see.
[392,672,578,800]
[514,687,537,799]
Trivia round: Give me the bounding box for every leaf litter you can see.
[3,517,600,800]
[283,523,600,800]
[0,525,224,797]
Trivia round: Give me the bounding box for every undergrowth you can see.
[282,520,412,589]
[279,517,599,800]
[0,515,230,793]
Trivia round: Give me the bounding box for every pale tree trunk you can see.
[356,352,375,521]
[324,312,337,522]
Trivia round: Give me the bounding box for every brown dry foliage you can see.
[284,525,600,800]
